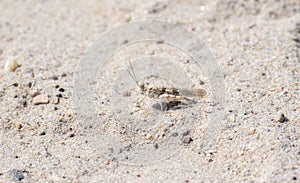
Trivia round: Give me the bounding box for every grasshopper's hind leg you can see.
[133,94,147,111]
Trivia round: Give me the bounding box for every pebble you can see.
[54,97,59,104]
[182,136,193,144]
[10,169,24,181]
[199,80,205,85]
[53,60,61,68]
[55,93,63,98]
[278,113,288,123]
[33,94,49,105]
[49,75,58,80]
[39,131,46,136]
[4,59,18,72]
[30,90,41,97]
[146,133,152,139]
[228,113,237,122]
[20,98,27,107]
[153,143,159,149]
[247,128,256,135]
[15,123,23,130]
[104,160,110,165]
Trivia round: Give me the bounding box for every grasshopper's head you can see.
[137,81,145,91]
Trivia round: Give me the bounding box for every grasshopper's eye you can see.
[138,82,144,90]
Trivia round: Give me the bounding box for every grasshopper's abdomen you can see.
[177,88,206,98]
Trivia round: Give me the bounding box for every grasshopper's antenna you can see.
[127,60,138,85]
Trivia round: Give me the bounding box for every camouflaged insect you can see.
[127,60,207,111]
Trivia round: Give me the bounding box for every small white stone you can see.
[33,94,49,105]
[146,134,152,139]
[54,97,59,104]
[228,113,237,122]
[4,59,18,72]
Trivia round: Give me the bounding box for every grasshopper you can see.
[126,60,207,111]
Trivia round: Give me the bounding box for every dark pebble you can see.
[278,113,288,123]
[55,93,63,98]
[24,82,32,88]
[10,169,24,182]
[49,75,58,80]
[58,88,65,92]
[20,99,27,107]
[182,137,193,144]
[69,134,75,138]
[39,131,46,136]
[153,143,158,149]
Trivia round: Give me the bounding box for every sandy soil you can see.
[0,0,299,182]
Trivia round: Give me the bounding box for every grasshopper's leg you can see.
[134,94,147,110]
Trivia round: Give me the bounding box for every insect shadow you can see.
[152,100,198,111]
